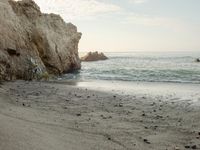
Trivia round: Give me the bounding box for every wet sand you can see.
[0,80,200,150]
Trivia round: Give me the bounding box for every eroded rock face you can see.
[0,0,81,80]
[81,51,108,62]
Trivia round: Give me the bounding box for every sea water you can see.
[63,51,200,84]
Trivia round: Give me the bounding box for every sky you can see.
[33,0,200,52]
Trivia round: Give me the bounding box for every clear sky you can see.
[34,0,200,52]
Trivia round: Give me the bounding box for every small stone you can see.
[76,113,81,116]
[107,136,111,140]
[185,145,190,149]
[143,139,150,144]
[154,126,158,129]
[105,134,112,140]
[119,103,123,107]
[142,113,146,116]
[191,145,197,149]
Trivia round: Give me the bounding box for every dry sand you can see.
[0,80,200,150]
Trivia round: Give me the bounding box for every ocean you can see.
[62,51,200,84]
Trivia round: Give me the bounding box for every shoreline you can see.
[0,80,200,150]
[56,79,200,106]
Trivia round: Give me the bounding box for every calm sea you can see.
[62,51,200,84]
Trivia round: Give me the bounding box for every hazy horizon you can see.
[79,50,200,53]
[32,0,200,52]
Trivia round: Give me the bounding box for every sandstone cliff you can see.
[0,0,81,80]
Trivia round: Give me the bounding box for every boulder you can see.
[0,0,81,80]
[81,51,108,62]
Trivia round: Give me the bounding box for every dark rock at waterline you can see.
[195,58,200,62]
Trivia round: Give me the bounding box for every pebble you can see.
[143,139,151,144]
[119,103,123,107]
[63,106,67,109]
[142,113,146,116]
[185,145,190,149]
[114,104,123,107]
[76,113,81,116]
[154,126,158,129]
[185,145,197,149]
[107,136,111,140]
[191,145,197,149]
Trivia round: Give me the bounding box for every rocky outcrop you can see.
[81,51,108,62]
[0,0,81,80]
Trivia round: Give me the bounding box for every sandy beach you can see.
[1,0,200,150]
[0,80,200,150]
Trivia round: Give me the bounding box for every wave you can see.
[62,52,200,84]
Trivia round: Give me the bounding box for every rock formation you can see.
[81,51,108,62]
[0,0,81,80]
